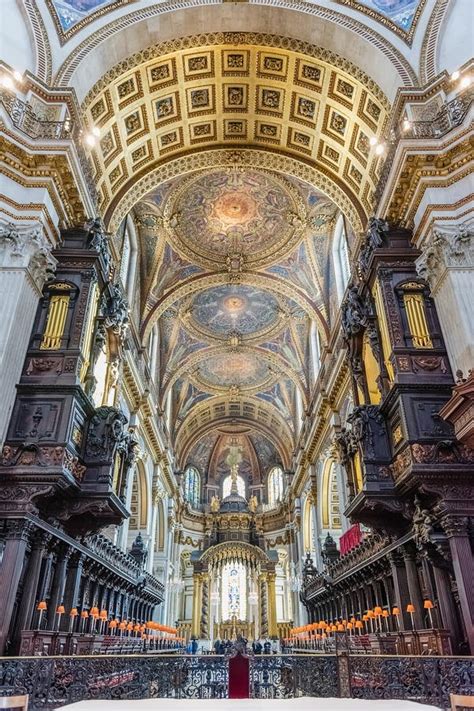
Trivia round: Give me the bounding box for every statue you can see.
[248,495,258,513]
[210,495,220,513]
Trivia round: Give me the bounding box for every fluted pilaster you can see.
[416,222,474,374]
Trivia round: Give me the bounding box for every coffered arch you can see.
[54,4,418,94]
[82,36,390,228]
[175,397,293,470]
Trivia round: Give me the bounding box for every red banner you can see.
[339,523,362,555]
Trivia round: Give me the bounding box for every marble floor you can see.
[60,698,440,710]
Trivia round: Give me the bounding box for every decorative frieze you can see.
[416,223,474,293]
[0,222,57,292]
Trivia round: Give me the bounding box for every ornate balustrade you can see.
[0,88,97,206]
[302,532,390,598]
[0,653,470,709]
[250,654,338,698]
[374,87,474,202]
[0,654,228,708]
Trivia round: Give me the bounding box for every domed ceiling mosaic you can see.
[131,163,345,478]
[164,169,305,269]
[188,285,283,342]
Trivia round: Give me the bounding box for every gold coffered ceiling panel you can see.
[83,34,389,222]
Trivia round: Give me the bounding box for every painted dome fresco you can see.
[194,352,274,393]
[164,168,306,269]
[188,285,283,341]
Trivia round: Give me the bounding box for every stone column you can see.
[267,572,278,637]
[416,223,474,375]
[0,520,34,654]
[0,223,56,446]
[432,565,462,647]
[49,547,71,629]
[13,531,48,643]
[63,553,85,614]
[191,573,203,638]
[389,551,411,630]
[442,515,474,653]
[403,545,424,629]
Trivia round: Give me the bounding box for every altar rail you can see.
[0,653,472,709]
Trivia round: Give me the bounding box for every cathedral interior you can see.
[0,0,473,708]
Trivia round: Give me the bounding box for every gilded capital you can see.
[0,222,57,291]
[416,222,474,292]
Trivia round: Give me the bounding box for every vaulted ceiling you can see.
[83,38,389,226]
[47,1,424,480]
[128,164,345,473]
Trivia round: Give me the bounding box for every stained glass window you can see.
[222,473,245,498]
[268,466,284,506]
[221,561,247,620]
[183,466,200,507]
[333,214,351,303]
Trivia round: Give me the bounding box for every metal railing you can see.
[0,88,98,208]
[0,653,471,709]
[375,87,474,203]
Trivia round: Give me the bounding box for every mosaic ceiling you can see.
[188,285,283,342]
[131,164,341,472]
[47,0,425,41]
[165,169,304,269]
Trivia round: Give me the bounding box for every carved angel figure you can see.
[248,495,258,513]
[210,495,220,513]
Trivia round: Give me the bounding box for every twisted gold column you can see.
[191,573,203,638]
[267,572,278,638]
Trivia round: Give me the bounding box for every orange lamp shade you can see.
[90,606,99,616]
[424,600,434,609]
[406,603,415,613]
[56,605,65,614]
[37,601,47,611]
[109,620,118,628]
[350,617,356,624]
[362,615,368,622]
[347,623,353,630]
[367,610,374,618]
[374,606,382,615]
[382,610,389,618]
[331,624,337,632]
[99,609,108,620]
[392,607,400,615]
[70,608,78,617]
[355,621,363,629]
[119,622,126,630]
[81,610,89,619]
[127,622,133,631]
[337,624,344,632]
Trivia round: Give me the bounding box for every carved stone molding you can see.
[0,222,57,291]
[416,221,474,293]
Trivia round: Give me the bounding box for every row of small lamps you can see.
[288,601,435,639]
[36,601,183,640]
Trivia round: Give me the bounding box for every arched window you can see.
[183,466,200,508]
[310,321,322,383]
[119,215,138,302]
[333,214,351,303]
[222,473,246,498]
[221,561,247,621]
[268,466,284,507]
